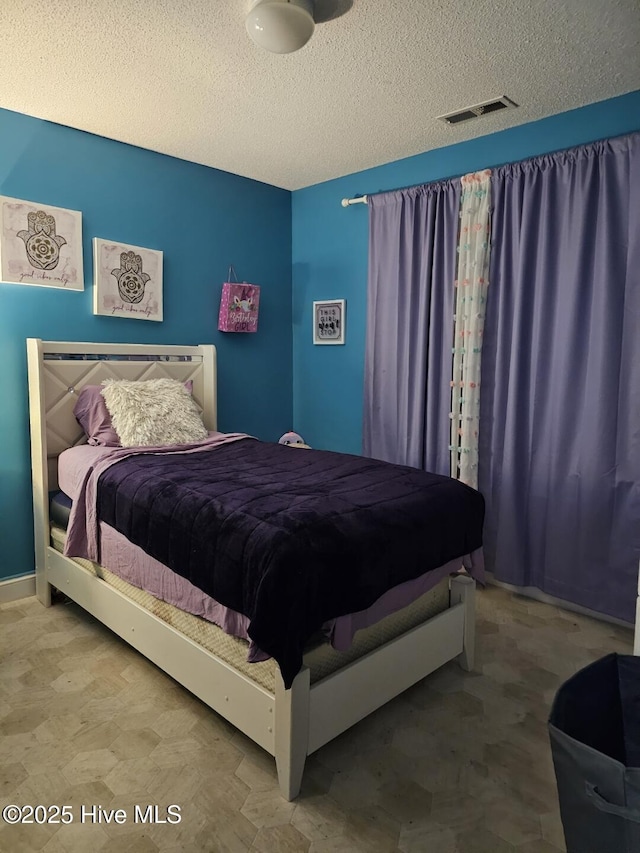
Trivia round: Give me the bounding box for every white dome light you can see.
[246,0,315,54]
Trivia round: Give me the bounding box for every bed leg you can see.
[35,551,52,607]
[274,666,310,801]
[36,576,52,607]
[450,575,475,671]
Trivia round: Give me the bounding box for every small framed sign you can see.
[313,299,345,345]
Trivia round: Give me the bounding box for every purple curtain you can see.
[481,133,640,622]
[363,181,460,473]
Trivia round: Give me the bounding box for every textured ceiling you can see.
[0,1,639,190]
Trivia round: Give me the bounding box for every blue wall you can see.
[0,108,292,580]
[3,91,639,582]
[291,90,640,455]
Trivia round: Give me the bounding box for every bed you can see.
[27,338,484,800]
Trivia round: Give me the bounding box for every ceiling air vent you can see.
[437,96,518,126]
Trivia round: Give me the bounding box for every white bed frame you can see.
[27,338,476,800]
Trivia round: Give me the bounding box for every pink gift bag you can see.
[218,269,260,333]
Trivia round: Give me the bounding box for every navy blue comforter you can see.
[97,439,484,687]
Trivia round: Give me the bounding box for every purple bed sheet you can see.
[60,436,484,664]
[96,520,483,661]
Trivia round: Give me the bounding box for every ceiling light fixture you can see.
[246,0,315,54]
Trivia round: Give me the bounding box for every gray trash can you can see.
[548,653,640,853]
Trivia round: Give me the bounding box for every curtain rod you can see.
[338,134,633,211]
[340,195,368,207]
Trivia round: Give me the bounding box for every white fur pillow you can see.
[101,378,208,447]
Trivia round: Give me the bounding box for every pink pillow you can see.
[74,380,195,446]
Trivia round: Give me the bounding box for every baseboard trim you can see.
[485,573,633,629]
[0,574,36,603]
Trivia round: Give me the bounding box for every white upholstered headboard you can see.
[27,339,217,491]
[26,339,217,602]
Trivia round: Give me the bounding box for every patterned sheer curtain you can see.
[450,170,491,487]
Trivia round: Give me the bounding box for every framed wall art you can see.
[313,299,345,345]
[93,238,163,322]
[0,195,84,290]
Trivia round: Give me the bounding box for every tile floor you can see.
[0,585,633,852]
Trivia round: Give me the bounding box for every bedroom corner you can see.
[0,106,293,587]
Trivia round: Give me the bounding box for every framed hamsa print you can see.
[93,238,163,321]
[0,195,84,290]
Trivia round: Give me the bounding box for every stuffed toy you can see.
[278,431,311,449]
